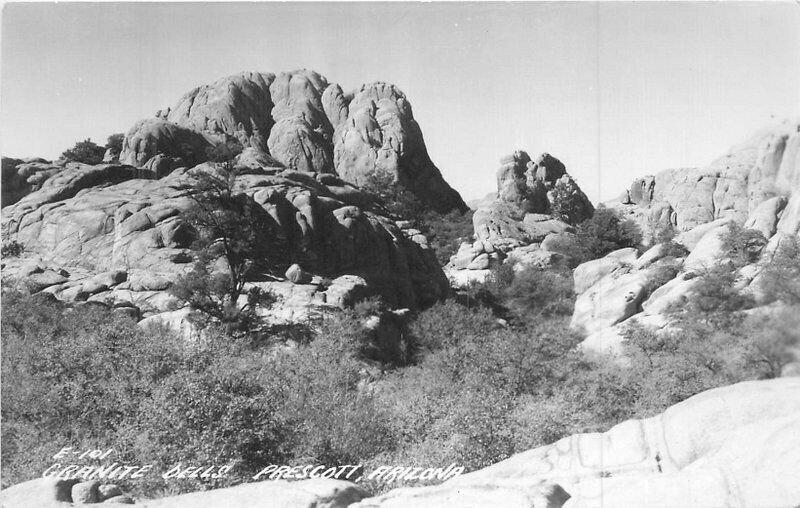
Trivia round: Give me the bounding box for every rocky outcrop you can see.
[267,70,336,173]
[160,71,275,152]
[120,119,214,171]
[584,121,800,362]
[618,119,800,237]
[2,158,65,206]
[1,161,448,320]
[118,71,466,213]
[446,150,592,285]
[570,247,681,335]
[334,82,466,213]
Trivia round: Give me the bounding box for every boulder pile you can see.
[447,150,592,286]
[575,120,800,361]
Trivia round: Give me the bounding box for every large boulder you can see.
[570,249,677,335]
[333,82,466,213]
[494,151,592,221]
[120,119,214,170]
[162,71,276,151]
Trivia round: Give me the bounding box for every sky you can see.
[1,2,799,204]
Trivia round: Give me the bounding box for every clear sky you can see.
[2,2,799,203]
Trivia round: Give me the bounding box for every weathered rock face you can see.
[495,151,592,219]
[333,82,466,213]
[268,70,336,173]
[588,121,800,364]
[120,118,213,170]
[351,378,800,508]
[118,71,466,213]
[1,161,449,319]
[618,119,800,235]
[446,150,591,285]
[1,158,65,206]
[161,71,276,152]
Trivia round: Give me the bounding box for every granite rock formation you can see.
[446,150,592,285]
[118,70,466,213]
[579,120,800,360]
[618,119,800,238]
[1,159,448,323]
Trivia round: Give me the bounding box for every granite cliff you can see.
[1,70,468,327]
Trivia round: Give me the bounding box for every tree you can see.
[361,169,427,220]
[170,144,278,331]
[758,235,800,305]
[105,133,125,153]
[61,138,106,165]
[575,206,642,260]
[721,222,767,268]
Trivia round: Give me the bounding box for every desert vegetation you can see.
[362,170,474,264]
[60,138,106,165]
[4,230,798,498]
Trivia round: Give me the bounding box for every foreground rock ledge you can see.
[3,378,798,508]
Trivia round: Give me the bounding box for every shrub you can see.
[482,262,574,322]
[721,222,767,268]
[1,291,186,490]
[424,209,475,264]
[758,235,800,305]
[1,240,24,258]
[549,177,592,225]
[61,138,106,165]
[574,206,643,261]
[675,265,754,323]
[105,133,125,153]
[741,307,800,379]
[622,319,762,416]
[547,206,643,267]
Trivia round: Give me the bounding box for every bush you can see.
[1,240,24,258]
[740,306,800,379]
[1,291,186,490]
[574,206,642,261]
[676,265,754,323]
[61,138,106,165]
[362,170,475,264]
[424,209,475,264]
[548,206,643,267]
[486,263,575,321]
[758,235,800,305]
[105,133,125,153]
[721,222,767,268]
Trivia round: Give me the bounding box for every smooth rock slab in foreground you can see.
[352,378,800,508]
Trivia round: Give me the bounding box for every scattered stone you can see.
[285,263,312,284]
[98,484,122,501]
[72,480,101,504]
